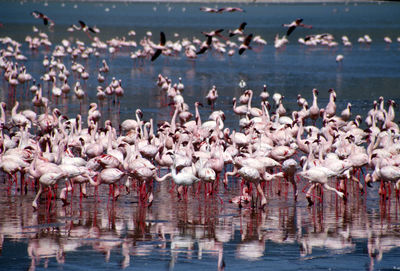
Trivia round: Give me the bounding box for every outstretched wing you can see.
[196,47,207,55]
[244,33,253,46]
[239,22,247,31]
[215,29,224,35]
[160,32,166,46]
[151,49,162,61]
[79,20,86,28]
[206,35,212,46]
[286,26,296,36]
[31,10,43,17]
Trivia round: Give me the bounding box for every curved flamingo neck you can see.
[247,90,253,110]
[11,101,19,117]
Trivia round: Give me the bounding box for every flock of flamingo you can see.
[0,7,399,213]
[20,8,400,63]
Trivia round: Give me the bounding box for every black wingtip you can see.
[160,31,166,45]
[286,26,295,36]
[151,49,162,61]
[196,49,205,55]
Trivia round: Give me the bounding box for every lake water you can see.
[0,1,400,270]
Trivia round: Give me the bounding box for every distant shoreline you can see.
[53,0,384,3]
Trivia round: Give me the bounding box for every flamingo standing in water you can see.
[259,85,269,102]
[282,158,299,200]
[93,168,127,201]
[325,88,337,118]
[237,165,268,209]
[298,167,345,206]
[168,152,200,198]
[206,85,218,110]
[309,88,319,123]
[32,172,67,210]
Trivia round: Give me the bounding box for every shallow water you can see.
[0,1,400,270]
[1,177,400,271]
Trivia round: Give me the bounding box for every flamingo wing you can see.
[151,49,162,61]
[79,20,86,28]
[160,31,166,46]
[243,33,253,46]
[286,26,296,36]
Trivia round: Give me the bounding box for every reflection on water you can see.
[0,179,399,270]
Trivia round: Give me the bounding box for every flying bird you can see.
[217,7,245,13]
[151,31,166,61]
[196,35,213,55]
[200,7,219,13]
[31,10,55,27]
[78,20,100,33]
[229,22,247,37]
[201,28,224,38]
[70,20,100,39]
[239,33,253,55]
[282,18,312,36]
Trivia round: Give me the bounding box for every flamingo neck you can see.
[11,102,19,116]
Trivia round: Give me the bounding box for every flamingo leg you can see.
[256,183,267,209]
[60,183,72,206]
[32,183,43,210]
[351,175,364,193]
[306,184,316,206]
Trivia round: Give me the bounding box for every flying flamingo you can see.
[151,32,166,61]
[71,20,100,39]
[31,10,55,28]
[196,35,212,55]
[282,18,312,36]
[239,34,253,55]
[229,22,247,37]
